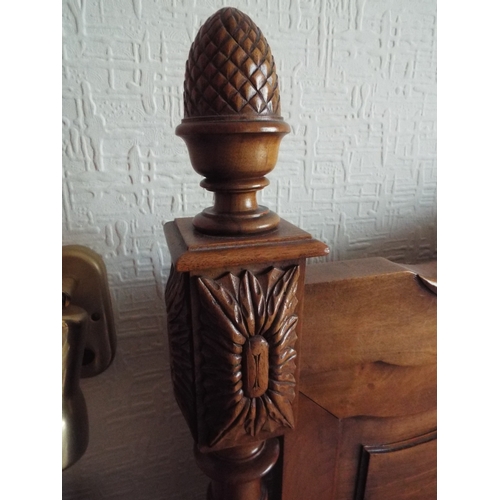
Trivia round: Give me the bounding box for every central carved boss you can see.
[197,266,299,448]
[243,335,269,398]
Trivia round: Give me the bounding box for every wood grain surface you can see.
[282,258,437,500]
[301,257,436,419]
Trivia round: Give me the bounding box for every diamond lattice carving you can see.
[184,8,281,118]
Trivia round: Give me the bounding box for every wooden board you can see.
[301,257,436,419]
[282,258,437,500]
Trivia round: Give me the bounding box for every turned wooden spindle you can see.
[165,8,329,500]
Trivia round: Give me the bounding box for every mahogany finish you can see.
[164,220,327,499]
[300,258,436,419]
[175,7,290,236]
[165,7,327,500]
[282,259,437,500]
[164,6,436,500]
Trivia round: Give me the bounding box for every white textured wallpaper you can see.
[62,0,436,498]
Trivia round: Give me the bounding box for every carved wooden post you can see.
[164,8,328,500]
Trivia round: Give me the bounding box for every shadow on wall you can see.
[308,220,437,264]
[62,326,207,500]
[343,222,437,263]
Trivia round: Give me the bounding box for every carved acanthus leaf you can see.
[197,266,299,448]
[165,266,196,438]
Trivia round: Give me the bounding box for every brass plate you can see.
[62,245,116,377]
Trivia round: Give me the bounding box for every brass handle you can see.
[63,246,116,378]
[62,305,89,470]
[62,245,116,470]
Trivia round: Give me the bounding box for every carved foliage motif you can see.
[165,266,197,438]
[197,266,299,447]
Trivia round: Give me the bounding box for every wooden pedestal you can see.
[164,218,328,500]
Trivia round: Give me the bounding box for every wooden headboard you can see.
[283,258,436,500]
[164,8,436,500]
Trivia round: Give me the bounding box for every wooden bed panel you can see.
[282,399,436,500]
[282,258,437,500]
[358,430,437,500]
[281,394,341,500]
[300,257,436,420]
[163,7,437,498]
[335,412,436,500]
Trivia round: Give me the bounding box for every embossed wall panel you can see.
[62,0,436,498]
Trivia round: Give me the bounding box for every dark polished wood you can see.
[301,257,436,419]
[164,218,328,273]
[282,258,437,500]
[356,431,437,500]
[195,440,280,500]
[165,220,327,499]
[175,7,290,236]
[165,6,436,499]
[165,8,329,498]
[182,8,282,120]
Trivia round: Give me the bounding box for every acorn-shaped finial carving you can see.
[184,8,281,119]
[176,8,290,236]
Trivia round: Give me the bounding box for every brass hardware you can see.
[62,276,77,308]
[62,245,116,470]
[62,306,89,470]
[62,245,116,377]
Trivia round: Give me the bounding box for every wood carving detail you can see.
[184,7,281,118]
[197,266,299,447]
[164,265,197,438]
[354,431,437,500]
